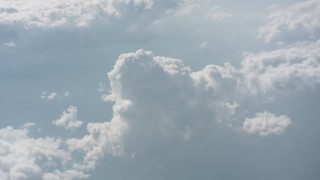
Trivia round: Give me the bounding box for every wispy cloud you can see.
[169,1,232,21]
[3,42,15,47]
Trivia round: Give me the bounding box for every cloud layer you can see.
[0,0,154,28]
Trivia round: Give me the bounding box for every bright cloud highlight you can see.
[52,106,82,130]
[243,111,291,136]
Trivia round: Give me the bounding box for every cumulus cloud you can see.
[23,42,320,179]
[2,46,319,178]
[258,0,320,42]
[52,106,82,130]
[66,119,127,171]
[0,122,117,179]
[64,91,70,97]
[0,125,69,180]
[105,48,315,147]
[241,40,320,96]
[0,0,154,28]
[3,0,320,179]
[107,49,238,129]
[242,111,291,136]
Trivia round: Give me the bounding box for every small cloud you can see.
[171,3,232,22]
[20,122,37,129]
[40,91,57,100]
[47,93,57,100]
[101,94,113,102]
[52,106,82,130]
[206,6,232,21]
[200,41,207,48]
[41,91,71,100]
[242,111,291,136]
[98,83,105,92]
[64,91,70,97]
[3,42,15,47]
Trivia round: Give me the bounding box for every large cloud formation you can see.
[3,47,314,179]
[1,43,320,178]
[106,50,239,141]
[0,43,320,179]
[0,0,319,179]
[0,0,154,28]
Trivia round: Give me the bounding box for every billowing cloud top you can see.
[0,0,320,179]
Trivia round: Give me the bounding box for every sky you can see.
[0,0,320,179]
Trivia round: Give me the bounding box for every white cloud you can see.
[241,40,320,96]
[0,123,108,179]
[3,42,15,47]
[41,92,57,100]
[28,45,320,178]
[3,47,318,178]
[47,93,57,100]
[200,41,207,48]
[258,0,320,42]
[243,111,291,136]
[43,170,89,180]
[98,83,105,92]
[0,0,155,28]
[66,119,127,171]
[102,49,241,160]
[0,125,69,180]
[52,106,82,130]
[64,91,70,97]
[3,0,319,178]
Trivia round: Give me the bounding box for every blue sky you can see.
[0,0,320,179]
